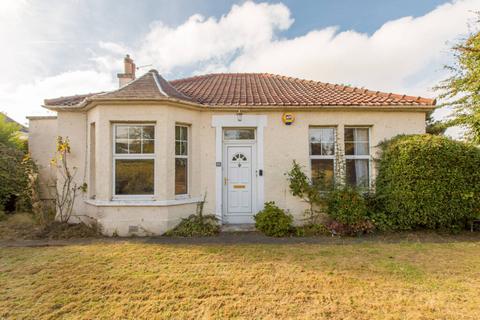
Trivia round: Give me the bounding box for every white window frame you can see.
[344,126,371,188]
[309,127,336,184]
[112,123,155,200]
[175,124,189,197]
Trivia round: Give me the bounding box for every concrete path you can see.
[1,231,480,248]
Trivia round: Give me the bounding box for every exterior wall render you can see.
[28,117,58,200]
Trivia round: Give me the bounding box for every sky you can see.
[1,0,479,131]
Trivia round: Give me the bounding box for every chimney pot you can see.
[117,54,136,87]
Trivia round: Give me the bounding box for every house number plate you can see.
[233,185,246,189]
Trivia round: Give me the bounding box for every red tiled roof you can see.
[43,70,436,108]
[170,73,435,106]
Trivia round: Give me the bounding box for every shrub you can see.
[254,202,293,237]
[375,134,480,230]
[326,186,369,225]
[363,192,393,232]
[165,214,219,237]
[325,187,375,236]
[285,161,331,223]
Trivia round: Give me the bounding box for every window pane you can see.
[175,141,188,156]
[355,142,369,155]
[224,129,255,140]
[345,142,355,155]
[321,143,335,156]
[346,159,369,188]
[143,139,154,154]
[311,159,334,188]
[309,130,322,155]
[181,141,188,155]
[129,139,142,153]
[175,158,188,194]
[176,126,187,140]
[116,126,128,139]
[345,128,369,155]
[115,139,129,154]
[115,159,154,195]
[128,126,142,140]
[344,128,354,141]
[175,141,181,155]
[181,126,187,140]
[322,128,335,142]
[310,128,335,156]
[142,126,155,139]
[175,126,180,140]
[355,128,369,142]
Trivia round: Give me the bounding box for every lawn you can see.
[1,236,480,319]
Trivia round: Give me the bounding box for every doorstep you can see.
[221,224,256,232]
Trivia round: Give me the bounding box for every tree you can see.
[0,114,33,211]
[435,19,480,144]
[0,113,23,149]
[426,111,447,135]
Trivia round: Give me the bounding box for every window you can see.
[224,128,255,140]
[344,127,370,188]
[113,124,155,196]
[89,123,96,199]
[309,127,335,187]
[175,125,188,195]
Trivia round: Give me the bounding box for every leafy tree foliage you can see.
[0,114,35,211]
[0,113,23,149]
[436,22,480,143]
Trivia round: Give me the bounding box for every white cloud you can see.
[0,71,115,125]
[137,1,293,74]
[1,0,479,131]
[227,0,479,98]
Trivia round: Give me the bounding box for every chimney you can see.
[117,54,136,87]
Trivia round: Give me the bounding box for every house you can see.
[28,55,436,236]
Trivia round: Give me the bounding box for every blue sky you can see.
[0,0,478,125]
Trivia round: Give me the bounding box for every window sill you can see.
[85,197,202,207]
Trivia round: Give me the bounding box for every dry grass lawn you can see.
[1,237,480,319]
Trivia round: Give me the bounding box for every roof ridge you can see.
[151,70,168,97]
[91,71,154,99]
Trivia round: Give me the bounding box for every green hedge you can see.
[375,134,480,230]
[0,143,31,211]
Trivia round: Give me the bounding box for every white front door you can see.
[223,145,255,223]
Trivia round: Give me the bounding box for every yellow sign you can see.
[233,185,246,189]
[282,113,295,125]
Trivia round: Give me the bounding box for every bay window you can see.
[113,124,155,196]
[344,127,370,188]
[309,127,335,187]
[175,125,189,195]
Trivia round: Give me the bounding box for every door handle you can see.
[224,177,228,185]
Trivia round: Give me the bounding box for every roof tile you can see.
[44,71,436,108]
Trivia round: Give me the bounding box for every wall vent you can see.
[128,225,139,233]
